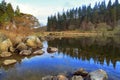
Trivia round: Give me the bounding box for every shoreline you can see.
[35,31,118,38]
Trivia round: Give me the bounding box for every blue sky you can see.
[1,0,115,25]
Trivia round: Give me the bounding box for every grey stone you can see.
[86,69,108,80]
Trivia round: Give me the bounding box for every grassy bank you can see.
[1,25,120,40]
[0,29,34,43]
[35,30,120,38]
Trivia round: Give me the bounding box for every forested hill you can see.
[47,0,120,31]
[0,0,40,31]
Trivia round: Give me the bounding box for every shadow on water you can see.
[0,36,120,80]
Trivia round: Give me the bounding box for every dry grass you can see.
[41,31,103,38]
[0,27,34,43]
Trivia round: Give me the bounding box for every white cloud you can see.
[5,0,66,25]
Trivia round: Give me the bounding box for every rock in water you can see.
[42,75,53,80]
[71,76,83,80]
[19,50,31,56]
[57,75,68,80]
[33,50,44,55]
[86,69,108,80]
[0,39,13,52]
[0,52,12,57]
[73,68,88,77]
[47,47,58,53]
[3,59,17,66]
[42,75,68,80]
[25,36,43,48]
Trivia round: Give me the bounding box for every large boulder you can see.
[85,69,108,80]
[71,76,83,80]
[25,36,43,48]
[33,50,44,55]
[3,59,17,66]
[0,33,7,42]
[47,47,58,53]
[73,68,88,77]
[13,36,24,46]
[19,49,32,56]
[0,39,13,52]
[16,42,28,51]
[0,52,12,57]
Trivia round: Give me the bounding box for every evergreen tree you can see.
[47,0,120,31]
[15,6,20,16]
[6,3,14,22]
[1,0,6,12]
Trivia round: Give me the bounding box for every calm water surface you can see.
[0,37,120,80]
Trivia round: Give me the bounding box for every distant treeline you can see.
[0,0,20,25]
[47,0,120,31]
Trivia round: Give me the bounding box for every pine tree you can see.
[6,3,14,22]
[15,6,20,16]
[1,0,6,12]
[47,0,120,31]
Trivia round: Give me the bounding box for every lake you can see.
[0,37,120,80]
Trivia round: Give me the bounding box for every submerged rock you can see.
[3,59,17,66]
[85,69,108,80]
[57,75,68,80]
[42,75,53,80]
[47,47,58,53]
[0,52,12,57]
[33,50,44,55]
[73,68,88,77]
[42,75,68,80]
[19,49,31,56]
[71,75,83,80]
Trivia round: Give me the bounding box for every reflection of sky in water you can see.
[0,41,120,80]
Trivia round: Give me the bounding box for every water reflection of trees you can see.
[48,37,120,68]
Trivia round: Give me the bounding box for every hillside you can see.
[0,0,40,32]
